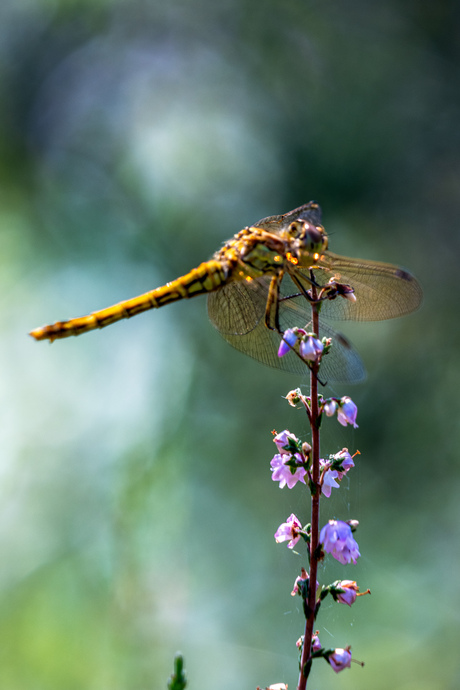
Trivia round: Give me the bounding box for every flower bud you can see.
[299,335,324,361]
[335,580,359,606]
[273,430,299,455]
[278,328,299,357]
[328,647,352,673]
[337,396,358,428]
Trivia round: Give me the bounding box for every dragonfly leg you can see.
[264,274,283,332]
[263,273,326,384]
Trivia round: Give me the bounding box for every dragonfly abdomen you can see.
[30,260,228,342]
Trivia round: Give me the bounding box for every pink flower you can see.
[337,397,358,428]
[320,519,360,565]
[323,400,337,416]
[291,568,309,597]
[278,328,299,357]
[274,513,302,549]
[311,633,322,653]
[273,430,299,455]
[270,453,306,489]
[328,647,352,673]
[335,580,359,606]
[321,468,340,497]
[332,448,355,478]
[299,335,324,361]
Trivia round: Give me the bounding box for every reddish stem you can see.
[297,298,321,690]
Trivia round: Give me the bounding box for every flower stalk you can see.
[297,295,321,690]
[273,282,366,689]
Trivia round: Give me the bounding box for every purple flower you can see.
[337,397,358,428]
[320,519,360,565]
[273,429,299,455]
[299,335,324,361]
[328,647,352,673]
[278,328,299,357]
[274,513,302,549]
[335,580,359,606]
[270,453,307,489]
[321,468,340,497]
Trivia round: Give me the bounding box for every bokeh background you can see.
[1,1,458,688]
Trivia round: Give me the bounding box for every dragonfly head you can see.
[287,221,328,264]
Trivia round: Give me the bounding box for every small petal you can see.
[278,328,298,357]
[322,469,340,497]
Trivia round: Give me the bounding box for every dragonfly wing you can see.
[277,274,366,382]
[208,276,307,375]
[297,252,423,321]
[208,273,366,383]
[207,275,269,336]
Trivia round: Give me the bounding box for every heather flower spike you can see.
[270,377,364,685]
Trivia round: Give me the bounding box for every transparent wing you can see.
[307,252,423,321]
[207,274,365,383]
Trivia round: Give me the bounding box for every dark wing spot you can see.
[395,268,413,282]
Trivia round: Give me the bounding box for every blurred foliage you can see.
[167,654,186,690]
[0,0,459,688]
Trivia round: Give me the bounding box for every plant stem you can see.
[297,297,321,690]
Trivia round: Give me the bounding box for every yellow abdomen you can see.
[30,260,228,342]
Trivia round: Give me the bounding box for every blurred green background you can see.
[0,1,458,688]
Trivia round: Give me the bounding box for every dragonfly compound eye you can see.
[297,222,328,255]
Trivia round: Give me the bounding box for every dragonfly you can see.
[30,202,422,383]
